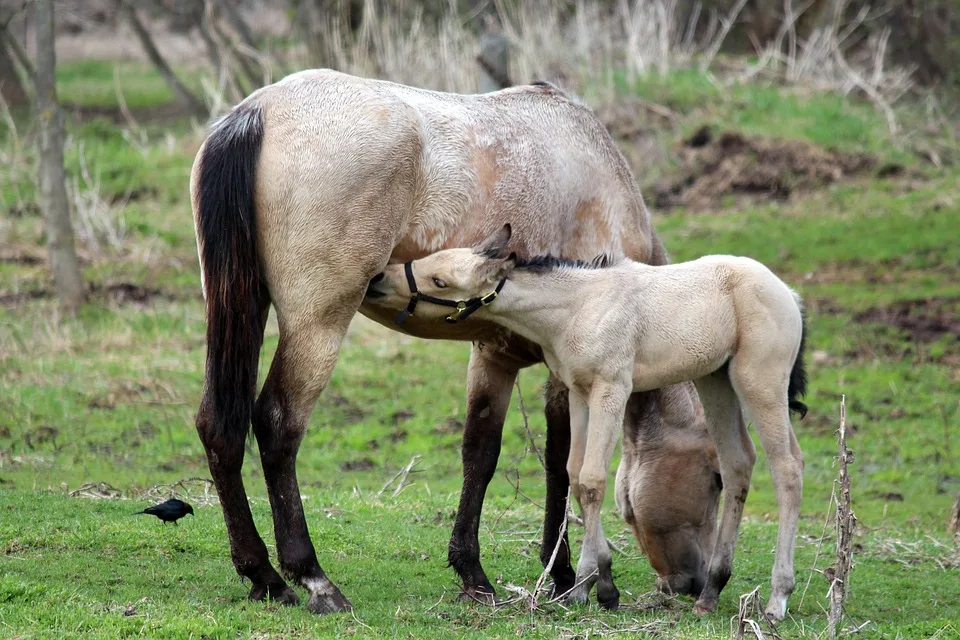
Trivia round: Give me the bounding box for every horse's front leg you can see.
[567,379,628,609]
[541,374,577,598]
[448,343,519,603]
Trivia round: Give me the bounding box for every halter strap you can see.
[394,261,505,325]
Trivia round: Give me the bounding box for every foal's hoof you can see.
[249,583,300,606]
[307,589,353,615]
[564,586,590,606]
[597,583,620,610]
[457,587,499,606]
[763,597,787,624]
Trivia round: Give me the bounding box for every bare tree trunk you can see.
[477,14,510,92]
[35,0,84,312]
[0,37,26,105]
[120,0,207,118]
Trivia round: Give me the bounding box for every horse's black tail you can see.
[193,102,266,448]
[788,305,808,420]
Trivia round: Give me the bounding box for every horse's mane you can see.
[514,253,620,272]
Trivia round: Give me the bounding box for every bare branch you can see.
[120,0,207,119]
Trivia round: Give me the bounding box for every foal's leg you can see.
[448,344,519,602]
[252,307,358,614]
[693,372,756,616]
[732,367,804,622]
[541,375,577,598]
[568,380,628,608]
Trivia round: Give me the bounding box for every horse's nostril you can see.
[370,272,385,284]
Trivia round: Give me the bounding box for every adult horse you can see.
[190,68,716,613]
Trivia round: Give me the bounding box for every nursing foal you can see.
[367,225,808,621]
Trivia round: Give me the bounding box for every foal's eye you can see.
[432,277,447,289]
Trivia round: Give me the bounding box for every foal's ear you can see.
[475,224,512,258]
[479,252,516,284]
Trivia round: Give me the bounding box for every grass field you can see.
[1,59,959,639]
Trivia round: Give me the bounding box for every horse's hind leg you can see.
[448,344,519,602]
[252,306,360,614]
[731,366,804,622]
[196,384,299,605]
[693,371,756,616]
[541,374,577,598]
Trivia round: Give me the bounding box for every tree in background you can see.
[35,0,84,312]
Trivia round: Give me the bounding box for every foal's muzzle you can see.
[366,273,386,299]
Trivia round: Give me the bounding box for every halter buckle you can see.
[445,300,469,323]
[480,291,498,306]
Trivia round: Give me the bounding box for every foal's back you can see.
[585,256,799,388]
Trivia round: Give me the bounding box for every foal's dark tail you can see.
[787,305,808,420]
[193,102,266,447]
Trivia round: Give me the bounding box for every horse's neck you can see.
[489,270,593,348]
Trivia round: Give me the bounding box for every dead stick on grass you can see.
[949,490,960,537]
[827,395,857,639]
[514,374,544,469]
[531,489,570,608]
[377,455,421,498]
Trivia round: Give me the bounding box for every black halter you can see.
[394,261,506,325]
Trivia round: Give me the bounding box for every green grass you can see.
[1,61,959,638]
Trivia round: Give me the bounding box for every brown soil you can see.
[653,127,879,211]
[0,282,173,308]
[340,458,377,472]
[854,297,960,345]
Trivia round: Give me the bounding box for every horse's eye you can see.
[432,277,447,289]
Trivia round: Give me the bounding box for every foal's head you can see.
[366,225,517,321]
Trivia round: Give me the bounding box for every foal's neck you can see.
[485,268,598,348]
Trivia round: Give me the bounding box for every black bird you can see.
[133,498,194,525]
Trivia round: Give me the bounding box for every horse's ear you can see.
[475,224,512,258]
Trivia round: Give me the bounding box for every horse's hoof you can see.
[549,581,576,601]
[307,590,352,615]
[693,598,716,616]
[457,587,498,606]
[249,582,300,606]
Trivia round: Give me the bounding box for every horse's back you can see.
[247,70,655,264]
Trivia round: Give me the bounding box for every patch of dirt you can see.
[5,203,40,218]
[0,282,173,308]
[854,297,960,346]
[596,97,674,183]
[0,246,47,266]
[340,458,376,472]
[23,426,60,449]
[92,282,165,306]
[435,418,464,435]
[653,128,878,211]
[391,410,415,425]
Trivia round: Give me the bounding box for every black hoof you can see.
[549,580,576,601]
[249,582,300,606]
[457,586,499,606]
[597,584,620,610]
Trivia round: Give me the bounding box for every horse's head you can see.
[366,225,516,323]
[616,387,721,598]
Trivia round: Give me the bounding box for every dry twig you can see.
[827,395,857,639]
